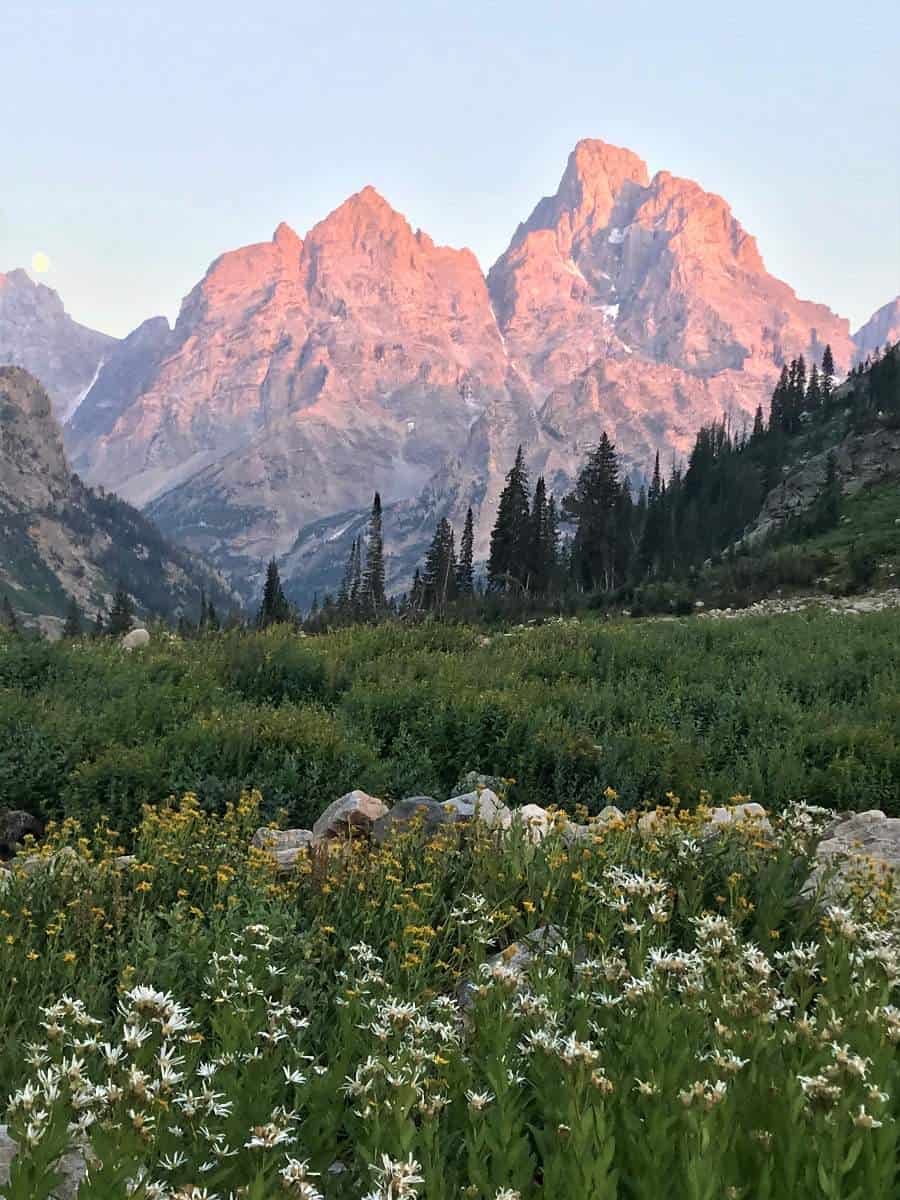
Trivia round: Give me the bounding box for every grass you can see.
[1,609,899,837]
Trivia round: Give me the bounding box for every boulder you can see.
[0,1125,85,1198]
[251,827,316,873]
[312,791,388,841]
[459,925,566,1009]
[0,809,43,859]
[372,797,464,844]
[595,805,626,828]
[443,788,512,830]
[122,626,150,651]
[516,804,551,843]
[805,810,900,901]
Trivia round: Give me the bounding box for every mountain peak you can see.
[854,296,900,361]
[272,221,303,256]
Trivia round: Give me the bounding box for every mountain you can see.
[62,140,857,599]
[0,366,237,629]
[0,270,115,420]
[854,297,900,362]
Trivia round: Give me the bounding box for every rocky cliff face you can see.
[64,140,859,598]
[0,270,115,420]
[0,367,236,627]
[854,297,900,361]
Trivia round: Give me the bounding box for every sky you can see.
[2,0,897,339]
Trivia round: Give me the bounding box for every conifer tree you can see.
[107,582,135,637]
[821,344,835,401]
[91,609,105,639]
[456,506,475,596]
[422,518,456,614]
[487,446,531,592]
[349,537,363,615]
[256,559,291,628]
[199,587,208,631]
[563,433,624,592]
[1,595,19,636]
[62,596,82,639]
[527,476,553,595]
[770,364,790,431]
[806,363,821,412]
[206,601,220,632]
[362,492,386,613]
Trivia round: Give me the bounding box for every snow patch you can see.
[326,518,357,543]
[600,304,620,322]
[620,343,633,355]
[607,227,626,245]
[65,357,104,423]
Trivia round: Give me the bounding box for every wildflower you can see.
[853,1105,883,1129]
[466,1089,495,1111]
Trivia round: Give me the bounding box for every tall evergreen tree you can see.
[91,609,105,639]
[456,506,475,596]
[752,404,766,440]
[362,493,386,613]
[1,595,19,636]
[527,476,555,595]
[256,559,291,628]
[349,537,363,614]
[487,446,531,592]
[199,587,208,631]
[107,582,135,637]
[821,344,835,401]
[563,433,625,592]
[62,596,82,639]
[422,519,456,614]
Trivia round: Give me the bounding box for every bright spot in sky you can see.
[31,251,51,274]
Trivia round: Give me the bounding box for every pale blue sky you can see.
[2,0,897,337]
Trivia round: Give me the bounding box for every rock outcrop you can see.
[0,269,114,421]
[0,367,237,628]
[853,297,900,362]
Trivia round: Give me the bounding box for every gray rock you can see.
[251,827,316,873]
[805,810,900,902]
[0,1125,85,1198]
[443,788,512,830]
[516,804,551,842]
[312,790,388,840]
[122,626,150,651]
[251,827,315,851]
[0,809,43,859]
[372,797,464,844]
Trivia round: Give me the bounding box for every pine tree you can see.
[362,493,386,613]
[752,404,765,440]
[349,538,363,615]
[422,518,456,614]
[256,559,291,628]
[62,596,82,639]
[206,601,220,632]
[770,365,790,431]
[563,433,624,592]
[821,344,835,401]
[456,506,475,596]
[91,609,105,639]
[805,363,821,412]
[199,587,208,631]
[107,582,135,637]
[1,595,19,636]
[337,542,355,613]
[487,446,531,592]
[527,476,553,595]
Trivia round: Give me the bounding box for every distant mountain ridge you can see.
[0,366,237,628]
[0,138,894,601]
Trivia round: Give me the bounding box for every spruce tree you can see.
[528,476,552,595]
[487,446,531,592]
[349,537,363,615]
[62,596,82,639]
[456,506,475,596]
[806,363,821,412]
[422,519,456,614]
[752,404,765,440]
[362,493,387,613]
[206,601,220,632]
[563,433,624,592]
[1,595,19,636]
[770,365,790,431]
[821,344,835,401]
[257,559,291,628]
[199,587,208,631]
[91,609,105,639]
[107,582,135,637]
